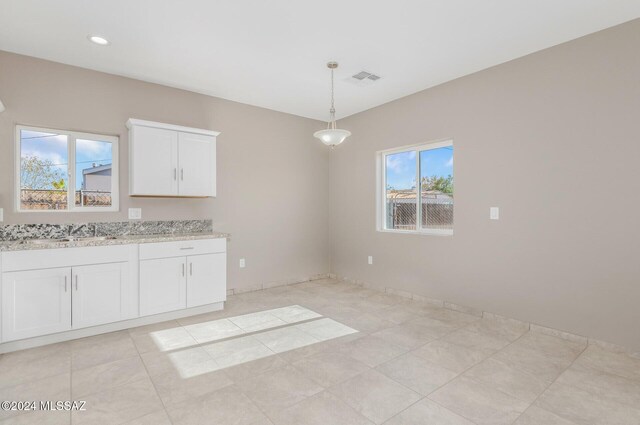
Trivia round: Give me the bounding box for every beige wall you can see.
[332,19,640,350]
[0,50,330,291]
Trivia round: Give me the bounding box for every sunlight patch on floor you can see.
[147,306,358,379]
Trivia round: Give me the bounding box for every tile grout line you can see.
[437,331,538,424]
[340,309,487,424]
[380,321,534,425]
[395,328,536,425]
[507,342,589,425]
[69,332,176,424]
[239,383,283,425]
[129,332,175,425]
[350,315,495,425]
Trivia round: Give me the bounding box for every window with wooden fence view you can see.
[17,127,118,211]
[382,141,453,234]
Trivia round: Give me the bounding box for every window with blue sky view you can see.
[18,128,115,211]
[384,142,453,232]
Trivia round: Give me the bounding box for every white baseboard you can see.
[0,302,224,354]
[227,272,332,296]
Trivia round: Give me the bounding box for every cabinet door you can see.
[186,253,226,308]
[72,262,129,329]
[1,268,72,342]
[130,125,179,196]
[178,132,216,197]
[140,257,187,316]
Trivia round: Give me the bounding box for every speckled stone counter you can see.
[0,219,214,241]
[0,232,230,252]
[0,219,229,252]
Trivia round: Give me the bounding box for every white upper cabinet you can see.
[127,119,219,197]
[178,132,216,197]
[129,125,178,196]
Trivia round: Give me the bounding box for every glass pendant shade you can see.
[313,128,351,147]
[314,61,350,147]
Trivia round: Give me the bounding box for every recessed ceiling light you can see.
[88,35,110,46]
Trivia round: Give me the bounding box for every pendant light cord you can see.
[329,67,336,130]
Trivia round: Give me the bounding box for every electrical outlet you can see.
[239,258,246,268]
[490,207,500,220]
[368,255,373,265]
[128,208,142,220]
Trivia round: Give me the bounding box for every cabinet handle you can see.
[181,169,184,181]
[180,247,194,250]
[75,275,78,291]
[174,168,177,180]
[182,263,185,277]
[64,276,68,292]
[190,262,193,276]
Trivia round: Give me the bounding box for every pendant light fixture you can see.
[314,61,351,148]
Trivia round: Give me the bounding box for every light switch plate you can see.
[128,208,142,220]
[490,207,500,220]
[239,258,246,268]
[0,208,3,222]
[368,255,373,265]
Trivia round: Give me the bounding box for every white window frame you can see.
[15,125,119,213]
[376,139,453,236]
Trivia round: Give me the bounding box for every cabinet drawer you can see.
[139,238,226,260]
[1,245,133,273]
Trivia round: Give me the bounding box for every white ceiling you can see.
[1,0,639,120]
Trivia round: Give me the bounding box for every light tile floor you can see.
[1,278,640,424]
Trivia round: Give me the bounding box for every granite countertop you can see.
[0,232,230,252]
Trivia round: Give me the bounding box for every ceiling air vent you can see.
[352,71,381,81]
[348,70,382,86]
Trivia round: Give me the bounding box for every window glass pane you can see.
[19,130,69,210]
[75,139,113,207]
[420,146,453,230]
[385,151,417,230]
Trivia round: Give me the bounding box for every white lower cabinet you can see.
[138,239,227,317]
[139,257,187,316]
[72,262,130,329]
[1,262,132,342]
[139,253,227,316]
[1,267,72,342]
[0,238,226,344]
[187,253,227,308]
